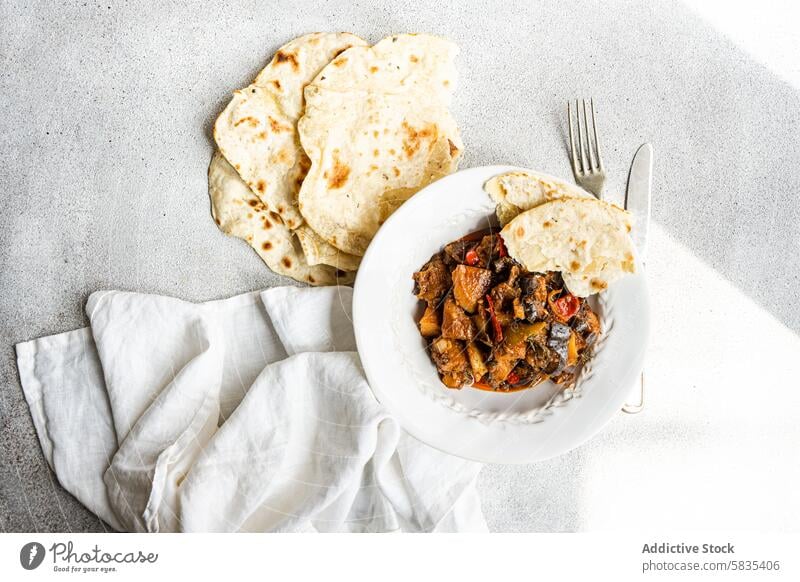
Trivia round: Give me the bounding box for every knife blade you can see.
[624,143,653,263]
[621,143,652,414]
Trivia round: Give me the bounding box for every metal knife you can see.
[624,143,653,263]
[621,143,652,414]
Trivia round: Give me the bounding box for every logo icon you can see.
[20,542,46,570]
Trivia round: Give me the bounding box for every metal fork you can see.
[567,98,645,414]
[568,98,605,197]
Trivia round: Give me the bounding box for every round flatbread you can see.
[484,171,595,226]
[297,33,463,256]
[501,198,635,297]
[209,151,354,286]
[214,32,368,231]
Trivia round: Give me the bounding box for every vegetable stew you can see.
[412,230,601,391]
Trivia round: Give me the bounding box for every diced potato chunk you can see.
[418,305,441,337]
[452,265,491,313]
[441,373,466,389]
[441,297,475,340]
[466,342,488,381]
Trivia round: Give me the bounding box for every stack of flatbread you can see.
[210,32,463,285]
[486,171,635,297]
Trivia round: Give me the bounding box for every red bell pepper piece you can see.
[550,293,581,322]
[465,248,480,266]
[497,235,508,258]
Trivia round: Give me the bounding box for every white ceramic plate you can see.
[353,166,649,464]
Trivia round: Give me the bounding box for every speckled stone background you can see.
[2,0,799,532]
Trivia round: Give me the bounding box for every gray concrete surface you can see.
[2,0,799,532]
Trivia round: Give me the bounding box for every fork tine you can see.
[568,102,579,175]
[582,99,596,170]
[590,98,603,171]
[576,99,589,174]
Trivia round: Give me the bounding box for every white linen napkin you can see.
[16,286,485,533]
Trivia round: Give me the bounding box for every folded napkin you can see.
[16,286,485,532]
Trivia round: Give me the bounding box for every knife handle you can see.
[622,372,645,414]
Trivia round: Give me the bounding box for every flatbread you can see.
[214,32,368,231]
[209,151,354,286]
[485,171,595,226]
[297,33,463,256]
[501,198,635,297]
[295,225,361,271]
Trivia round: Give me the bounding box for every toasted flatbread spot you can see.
[262,241,272,250]
[234,116,259,128]
[334,57,348,67]
[591,279,607,290]
[369,66,379,73]
[410,55,419,62]
[516,226,525,238]
[282,256,292,268]
[543,221,552,228]
[333,45,352,57]
[271,80,282,90]
[448,139,458,157]
[268,117,289,132]
[256,180,266,193]
[402,121,438,159]
[327,155,350,189]
[308,275,316,283]
[274,50,299,71]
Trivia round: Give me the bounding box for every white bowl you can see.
[353,165,650,464]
